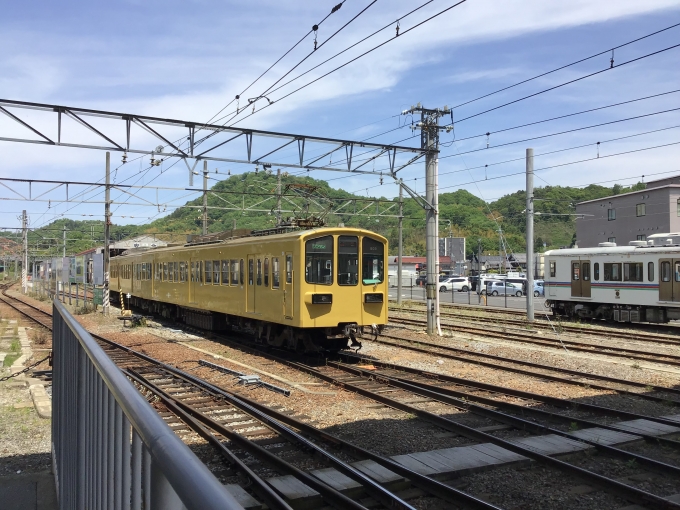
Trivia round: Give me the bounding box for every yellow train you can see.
[110,227,387,351]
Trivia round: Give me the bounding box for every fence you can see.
[52,299,245,510]
[389,279,545,310]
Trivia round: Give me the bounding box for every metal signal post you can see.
[103,152,111,315]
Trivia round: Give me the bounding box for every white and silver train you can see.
[544,235,680,323]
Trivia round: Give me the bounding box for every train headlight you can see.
[364,293,383,303]
[311,293,333,304]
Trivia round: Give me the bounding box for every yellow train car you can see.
[110,227,387,351]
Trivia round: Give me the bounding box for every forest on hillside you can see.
[0,172,645,258]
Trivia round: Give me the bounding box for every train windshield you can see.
[362,237,384,284]
[305,236,333,285]
[338,236,358,285]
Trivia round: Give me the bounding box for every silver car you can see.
[483,280,523,297]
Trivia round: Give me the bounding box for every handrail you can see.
[52,299,244,509]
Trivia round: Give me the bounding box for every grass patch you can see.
[3,353,21,367]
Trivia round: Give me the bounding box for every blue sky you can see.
[1,0,679,230]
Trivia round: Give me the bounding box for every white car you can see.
[482,280,523,297]
[439,277,470,292]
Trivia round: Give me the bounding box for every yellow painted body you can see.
[110,228,387,330]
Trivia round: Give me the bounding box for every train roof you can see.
[544,245,680,256]
[112,227,386,258]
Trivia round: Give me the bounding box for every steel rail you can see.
[284,361,680,509]
[127,369,376,510]
[126,368,295,510]
[374,333,680,401]
[389,316,680,366]
[331,358,680,451]
[394,306,680,346]
[391,300,680,339]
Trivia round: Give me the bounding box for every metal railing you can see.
[52,299,245,510]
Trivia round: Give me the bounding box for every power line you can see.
[450,21,680,112]
[223,0,468,128]
[440,106,680,159]
[452,41,680,125]
[439,140,680,191]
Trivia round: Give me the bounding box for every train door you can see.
[284,252,294,319]
[247,255,255,313]
[658,259,680,301]
[570,260,582,297]
[581,260,591,297]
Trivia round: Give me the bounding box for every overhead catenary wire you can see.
[449,21,680,112]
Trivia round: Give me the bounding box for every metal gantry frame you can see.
[0,99,426,175]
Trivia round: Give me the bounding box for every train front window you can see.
[305,236,333,285]
[362,237,384,285]
[338,236,358,286]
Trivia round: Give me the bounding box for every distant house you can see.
[387,256,452,274]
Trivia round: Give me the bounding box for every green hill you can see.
[1,173,645,258]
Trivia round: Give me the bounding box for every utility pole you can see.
[21,210,27,294]
[103,152,111,315]
[402,104,449,335]
[526,148,534,322]
[276,168,282,225]
[397,180,403,305]
[202,161,208,235]
[498,227,504,275]
[63,226,66,257]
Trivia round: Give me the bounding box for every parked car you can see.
[533,280,544,297]
[439,277,470,292]
[482,280,523,297]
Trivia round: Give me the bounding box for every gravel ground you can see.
[9,290,680,509]
[0,381,51,476]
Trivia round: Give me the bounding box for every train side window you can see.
[272,258,280,288]
[286,255,293,283]
[604,263,621,281]
[624,262,643,282]
[190,262,195,282]
[549,261,556,278]
[338,236,358,286]
[662,261,671,282]
[648,262,654,282]
[212,260,219,285]
[239,259,244,285]
[306,236,333,285]
[593,263,599,281]
[248,259,254,285]
[221,260,229,285]
[198,261,203,284]
[231,260,239,285]
[264,258,269,287]
[205,261,212,283]
[174,262,179,282]
[676,262,680,282]
[571,262,580,281]
[163,263,168,282]
[582,262,590,281]
[180,262,186,283]
[256,259,262,286]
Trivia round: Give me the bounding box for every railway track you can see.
[373,331,680,405]
[392,301,680,339]
[7,288,680,508]
[389,315,680,368]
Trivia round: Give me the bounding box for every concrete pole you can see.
[526,148,535,322]
[276,168,282,225]
[63,225,66,257]
[103,152,111,315]
[21,210,27,293]
[397,180,403,305]
[202,161,208,235]
[425,117,438,335]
